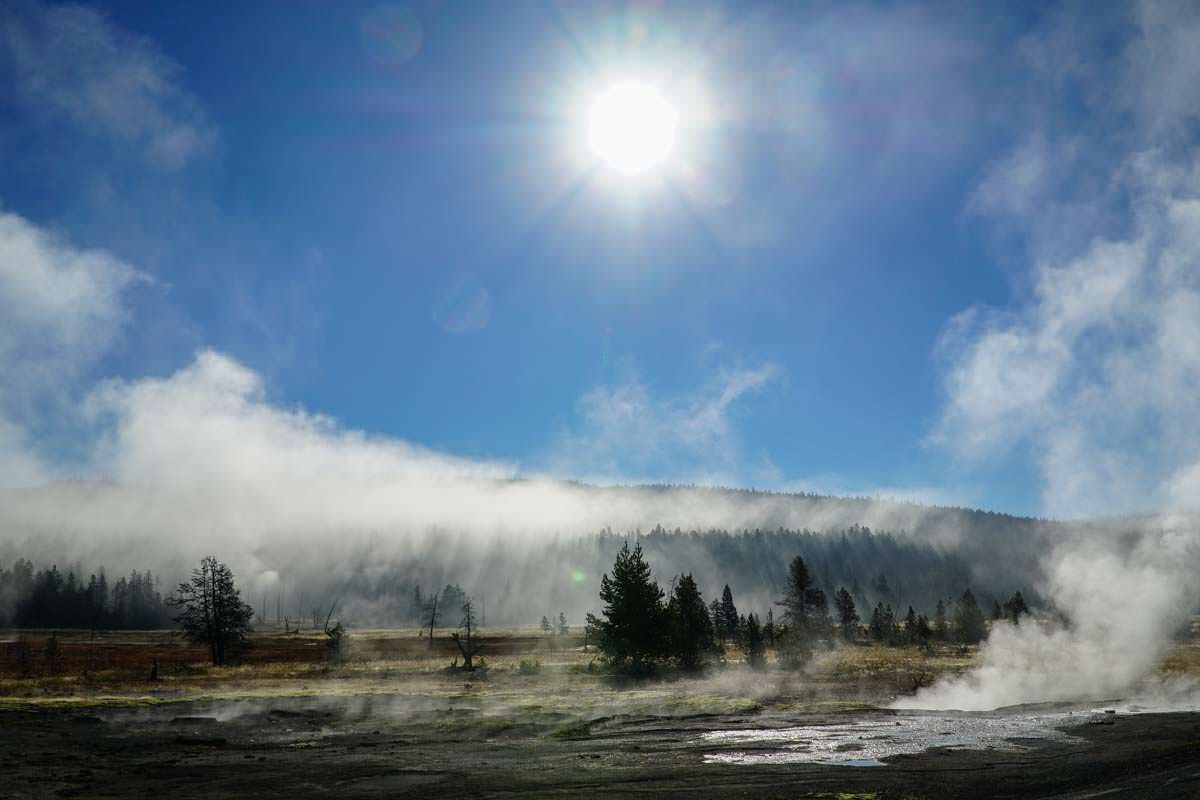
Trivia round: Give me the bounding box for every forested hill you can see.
[331,520,1052,627]
[0,481,1075,629]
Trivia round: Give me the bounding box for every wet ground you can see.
[3,694,1199,799]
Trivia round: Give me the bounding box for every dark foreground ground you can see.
[3,697,1199,800]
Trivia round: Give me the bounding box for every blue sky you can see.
[3,0,1199,519]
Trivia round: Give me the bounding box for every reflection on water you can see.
[701,711,1087,767]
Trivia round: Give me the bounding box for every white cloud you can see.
[85,349,515,487]
[0,210,143,480]
[937,173,1200,519]
[0,211,142,377]
[546,364,779,484]
[1,1,214,168]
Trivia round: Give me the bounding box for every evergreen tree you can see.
[914,613,933,647]
[870,603,899,644]
[168,556,254,666]
[903,606,918,644]
[934,599,948,641]
[764,608,776,646]
[883,604,898,644]
[587,542,667,671]
[953,588,988,644]
[1003,591,1030,624]
[719,585,738,642]
[991,600,1003,621]
[541,615,553,635]
[557,611,569,636]
[778,555,826,666]
[744,613,766,669]
[833,586,859,641]
[665,573,717,670]
[709,598,725,642]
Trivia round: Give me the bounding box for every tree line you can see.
[586,542,1032,672]
[261,522,1017,628]
[0,559,171,629]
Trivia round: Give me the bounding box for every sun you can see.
[588,82,678,175]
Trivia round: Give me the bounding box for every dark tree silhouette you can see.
[1003,591,1030,624]
[719,584,739,642]
[954,588,988,644]
[744,613,766,669]
[778,555,827,665]
[168,556,254,666]
[423,592,440,647]
[834,586,859,640]
[587,542,667,671]
[450,597,481,671]
[934,599,948,641]
[665,573,718,670]
[914,613,933,647]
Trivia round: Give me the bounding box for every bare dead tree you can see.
[424,594,439,649]
[450,597,481,671]
[323,600,347,664]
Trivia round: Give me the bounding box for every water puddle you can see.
[701,711,1087,766]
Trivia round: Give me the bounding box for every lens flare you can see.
[587,82,677,174]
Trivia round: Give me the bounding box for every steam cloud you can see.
[907,0,1200,710]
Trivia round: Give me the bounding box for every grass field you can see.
[3,624,1200,798]
[1,624,1195,708]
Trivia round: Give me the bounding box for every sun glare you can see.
[588,82,678,175]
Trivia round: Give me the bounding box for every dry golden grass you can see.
[3,626,1199,709]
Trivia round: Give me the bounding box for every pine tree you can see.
[709,598,724,643]
[870,603,885,641]
[665,573,717,670]
[744,613,766,669]
[914,614,933,647]
[834,586,859,641]
[934,599,947,641]
[778,555,826,666]
[904,606,918,644]
[1003,591,1030,624]
[954,588,988,644]
[168,556,254,666]
[719,585,738,642]
[587,542,667,671]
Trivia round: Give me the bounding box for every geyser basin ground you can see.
[701,709,1085,767]
[3,629,1200,798]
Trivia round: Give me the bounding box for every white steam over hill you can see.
[4,475,1197,715]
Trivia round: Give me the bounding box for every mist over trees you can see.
[288,522,1040,629]
[0,560,170,629]
[2,522,1047,635]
